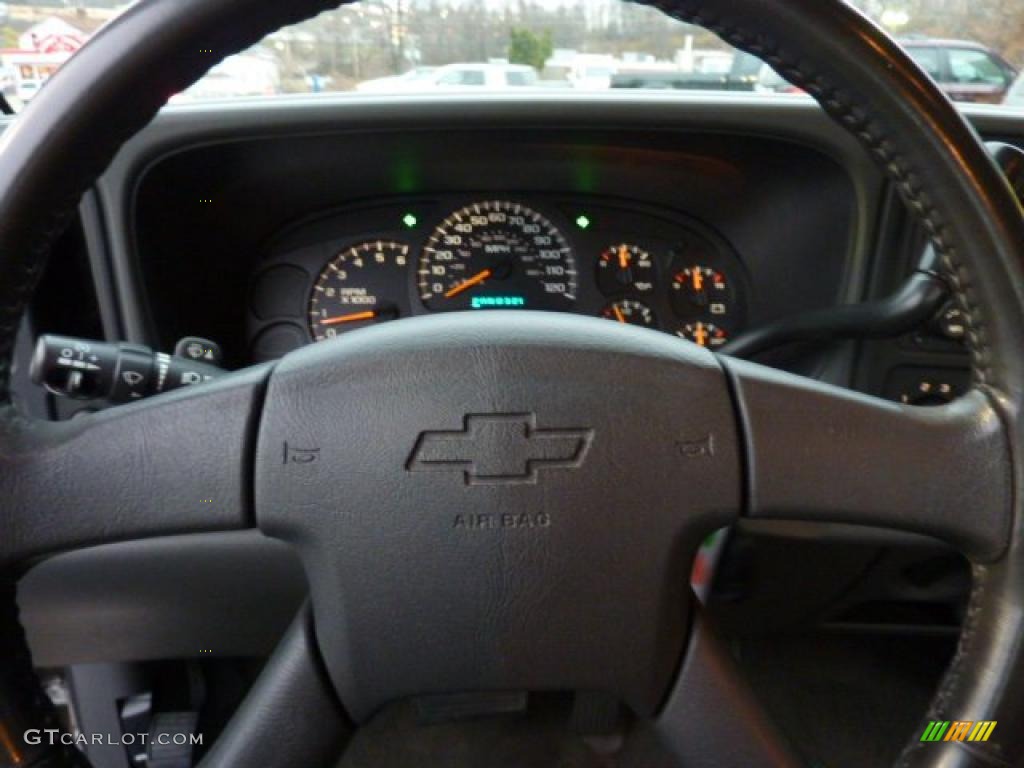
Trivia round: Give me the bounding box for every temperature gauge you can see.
[601,299,657,329]
[671,266,730,318]
[597,244,656,296]
[677,321,728,349]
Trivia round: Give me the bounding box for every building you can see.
[1,18,86,102]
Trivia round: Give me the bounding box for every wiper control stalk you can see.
[30,334,223,404]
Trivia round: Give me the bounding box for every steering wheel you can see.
[2,1,1023,766]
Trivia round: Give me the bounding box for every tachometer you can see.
[418,201,576,312]
[308,240,409,341]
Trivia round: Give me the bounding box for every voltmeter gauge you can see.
[671,266,731,318]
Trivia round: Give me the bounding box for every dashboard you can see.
[248,195,748,361]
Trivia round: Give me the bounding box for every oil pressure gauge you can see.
[601,299,657,328]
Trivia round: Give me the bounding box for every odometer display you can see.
[418,201,576,312]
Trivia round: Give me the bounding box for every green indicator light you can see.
[402,213,418,229]
[575,214,591,230]
[471,296,526,309]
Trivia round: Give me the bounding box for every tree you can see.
[508,27,553,71]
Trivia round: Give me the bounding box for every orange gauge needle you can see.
[618,245,630,270]
[444,268,493,299]
[612,304,626,323]
[693,323,709,347]
[692,269,704,292]
[321,310,377,326]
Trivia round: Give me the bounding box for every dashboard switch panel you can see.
[883,366,970,406]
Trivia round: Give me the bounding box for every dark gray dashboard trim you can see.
[79,190,123,341]
[19,531,306,667]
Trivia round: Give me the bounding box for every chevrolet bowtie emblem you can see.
[407,413,593,485]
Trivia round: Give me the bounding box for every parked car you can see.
[753,63,805,95]
[900,38,1017,104]
[354,67,437,93]
[15,79,40,102]
[1003,71,1024,108]
[0,65,15,97]
[358,63,538,92]
[171,54,280,101]
[612,51,766,91]
[566,56,618,90]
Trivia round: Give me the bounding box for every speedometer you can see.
[418,201,576,312]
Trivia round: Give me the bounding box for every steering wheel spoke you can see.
[0,366,267,567]
[722,357,1013,561]
[198,604,351,768]
[651,610,801,768]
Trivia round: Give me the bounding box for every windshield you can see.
[3,1,1022,110]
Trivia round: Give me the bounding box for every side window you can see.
[948,49,1008,86]
[906,47,943,80]
[505,70,537,86]
[1008,76,1024,105]
[438,69,485,86]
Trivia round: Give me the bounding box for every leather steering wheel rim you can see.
[1,1,1023,767]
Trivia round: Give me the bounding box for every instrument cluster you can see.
[248,197,749,362]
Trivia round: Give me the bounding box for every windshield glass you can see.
[4,1,1022,110]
